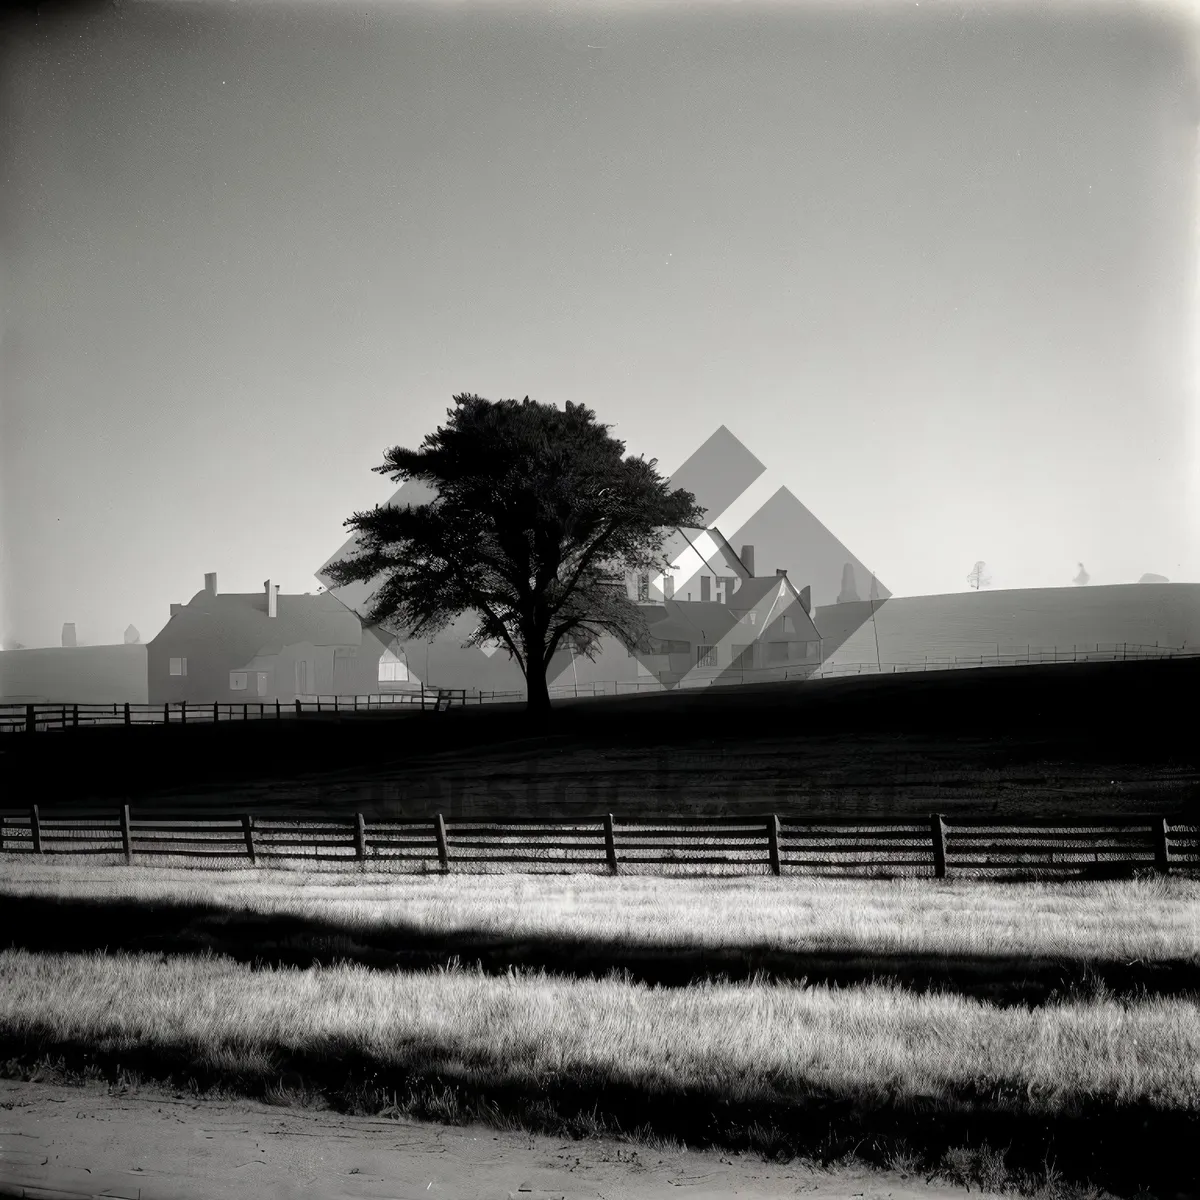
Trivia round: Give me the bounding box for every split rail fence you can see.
[0,809,1195,879]
[0,690,466,733]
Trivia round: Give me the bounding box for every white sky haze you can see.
[2,0,1198,646]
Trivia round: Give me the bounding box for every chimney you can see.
[776,568,787,577]
[265,579,278,618]
[799,585,811,615]
[61,622,76,648]
[170,604,183,617]
[205,572,218,597]
[740,545,755,577]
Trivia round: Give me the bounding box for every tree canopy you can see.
[322,394,706,713]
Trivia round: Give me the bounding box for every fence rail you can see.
[2,643,1196,731]
[0,688,468,733]
[0,808,1194,879]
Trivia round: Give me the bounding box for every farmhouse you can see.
[147,573,395,704]
[631,570,822,687]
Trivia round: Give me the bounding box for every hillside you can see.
[5,656,1197,820]
[815,582,1199,667]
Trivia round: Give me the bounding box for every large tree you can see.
[322,394,706,714]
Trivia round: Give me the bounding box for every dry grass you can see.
[2,947,1198,1112]
[2,859,1197,963]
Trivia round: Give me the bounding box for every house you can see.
[628,526,752,606]
[624,566,821,689]
[147,573,396,704]
[314,469,828,696]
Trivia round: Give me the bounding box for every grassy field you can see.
[3,948,1198,1111]
[5,658,1198,819]
[3,862,1198,964]
[3,862,1199,1198]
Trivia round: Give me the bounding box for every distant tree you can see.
[869,573,881,602]
[966,561,992,590]
[1138,573,1169,584]
[837,562,860,604]
[1073,562,1090,586]
[123,624,141,644]
[1,640,25,651]
[322,394,706,715]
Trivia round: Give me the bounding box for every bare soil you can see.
[0,1077,995,1200]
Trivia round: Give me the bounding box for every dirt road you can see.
[0,1079,991,1200]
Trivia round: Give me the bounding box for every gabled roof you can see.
[645,575,819,644]
[149,590,372,661]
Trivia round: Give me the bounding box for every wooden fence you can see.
[0,690,467,733]
[0,809,1195,879]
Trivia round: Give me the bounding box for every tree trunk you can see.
[525,663,552,715]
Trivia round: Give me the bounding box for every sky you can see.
[2,0,1198,647]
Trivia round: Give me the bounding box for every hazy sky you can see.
[2,0,1198,647]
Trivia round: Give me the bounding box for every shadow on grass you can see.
[0,1028,1194,1200]
[4,895,1198,1006]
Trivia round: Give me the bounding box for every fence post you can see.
[354,812,367,861]
[604,813,619,875]
[72,704,79,728]
[931,813,947,879]
[276,700,281,719]
[434,813,450,872]
[243,704,248,721]
[243,814,256,864]
[1153,817,1171,875]
[294,699,301,717]
[125,702,131,726]
[767,813,781,876]
[213,702,218,723]
[163,703,169,724]
[31,805,42,854]
[25,704,35,734]
[121,804,133,864]
[182,700,187,725]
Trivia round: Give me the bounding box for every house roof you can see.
[645,576,819,643]
[149,590,374,665]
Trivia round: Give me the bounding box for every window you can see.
[230,671,248,691]
[767,641,789,664]
[663,576,675,600]
[169,657,187,676]
[637,574,650,601]
[783,615,796,634]
[378,650,408,682]
[696,644,717,668]
[700,576,711,602]
[732,644,753,670]
[638,637,692,656]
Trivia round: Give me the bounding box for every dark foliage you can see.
[322,395,704,712]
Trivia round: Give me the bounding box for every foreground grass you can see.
[3,948,1199,1114]
[5,866,1199,1196]
[3,860,1198,964]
